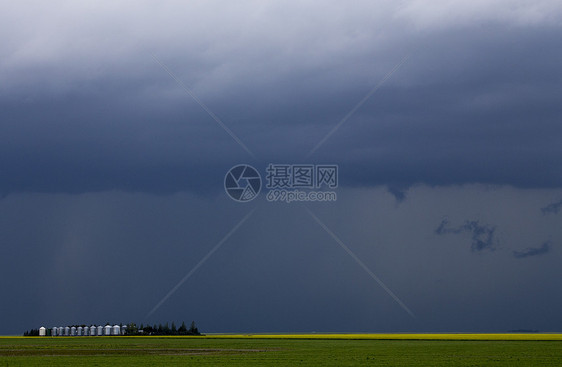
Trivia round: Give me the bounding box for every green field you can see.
[1,334,561,366]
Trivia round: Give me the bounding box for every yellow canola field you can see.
[203,333,562,341]
[4,333,562,341]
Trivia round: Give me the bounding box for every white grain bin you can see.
[70,326,76,336]
[97,326,103,336]
[77,326,83,336]
[57,327,63,336]
[121,325,127,336]
[39,327,46,336]
[112,325,120,336]
[104,325,111,336]
[83,327,89,336]
[64,326,70,336]
[90,326,97,336]
[51,327,57,337]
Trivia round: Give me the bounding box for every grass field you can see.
[1,334,561,366]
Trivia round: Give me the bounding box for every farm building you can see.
[40,323,139,337]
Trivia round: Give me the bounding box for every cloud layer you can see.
[1,1,562,195]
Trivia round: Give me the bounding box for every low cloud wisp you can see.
[435,219,497,252]
[513,242,551,259]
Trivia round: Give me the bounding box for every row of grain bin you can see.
[44,325,126,336]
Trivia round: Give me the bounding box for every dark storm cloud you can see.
[435,219,497,252]
[513,242,551,259]
[541,200,562,215]
[2,1,562,337]
[1,1,562,195]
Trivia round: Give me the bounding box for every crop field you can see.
[0,334,561,366]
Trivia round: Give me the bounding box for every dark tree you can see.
[178,321,187,335]
[23,328,39,336]
[189,321,200,335]
[126,323,138,335]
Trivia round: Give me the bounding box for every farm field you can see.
[0,334,561,366]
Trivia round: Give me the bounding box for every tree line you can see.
[126,321,200,336]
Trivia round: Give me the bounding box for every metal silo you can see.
[90,326,97,336]
[104,325,111,336]
[77,326,83,336]
[83,326,88,336]
[39,327,46,336]
[112,325,120,336]
[70,326,76,336]
[121,325,127,336]
[64,326,70,336]
[97,326,103,336]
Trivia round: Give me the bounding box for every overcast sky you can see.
[1,1,562,334]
